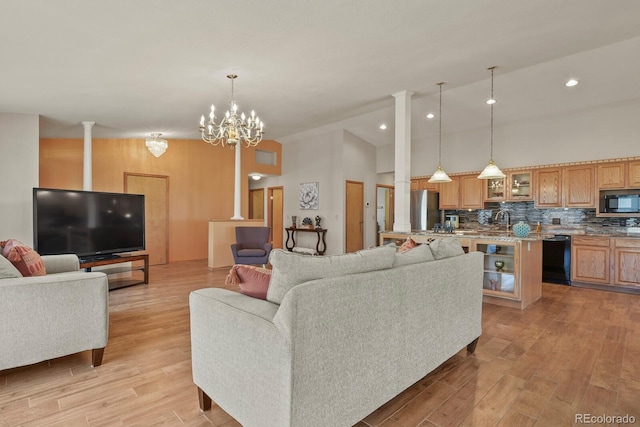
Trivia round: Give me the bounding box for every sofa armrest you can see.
[263,242,273,252]
[0,271,109,371]
[189,288,292,426]
[42,254,80,274]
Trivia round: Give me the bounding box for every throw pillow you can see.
[0,254,22,278]
[398,237,417,253]
[428,237,465,260]
[393,243,435,267]
[225,264,272,300]
[266,245,396,304]
[0,239,46,277]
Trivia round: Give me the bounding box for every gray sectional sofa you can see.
[0,254,109,371]
[190,241,483,427]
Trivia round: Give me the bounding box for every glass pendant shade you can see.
[429,82,452,183]
[428,165,452,183]
[146,133,168,157]
[478,159,506,179]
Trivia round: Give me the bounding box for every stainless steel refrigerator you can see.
[410,190,440,231]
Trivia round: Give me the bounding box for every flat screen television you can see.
[33,188,145,260]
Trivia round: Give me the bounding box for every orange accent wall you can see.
[39,138,281,262]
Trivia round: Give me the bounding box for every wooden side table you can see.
[285,227,327,255]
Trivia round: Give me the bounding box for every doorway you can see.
[249,188,265,220]
[268,187,284,249]
[345,180,364,253]
[124,173,169,265]
[376,184,394,244]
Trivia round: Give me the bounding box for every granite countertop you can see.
[381,227,640,240]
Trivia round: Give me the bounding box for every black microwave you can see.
[602,193,640,213]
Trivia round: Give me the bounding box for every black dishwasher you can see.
[542,235,572,285]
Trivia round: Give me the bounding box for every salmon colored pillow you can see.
[0,239,46,277]
[398,237,418,253]
[225,265,272,300]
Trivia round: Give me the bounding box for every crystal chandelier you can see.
[199,74,264,148]
[478,66,506,179]
[146,133,168,157]
[428,82,452,183]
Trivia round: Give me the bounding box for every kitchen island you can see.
[380,231,543,309]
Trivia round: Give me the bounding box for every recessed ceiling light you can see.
[565,79,579,87]
[486,98,496,105]
[426,113,435,119]
[379,124,387,130]
[251,174,261,181]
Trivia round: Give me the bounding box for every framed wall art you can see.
[299,182,319,210]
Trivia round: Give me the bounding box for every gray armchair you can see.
[230,226,272,266]
[0,254,109,371]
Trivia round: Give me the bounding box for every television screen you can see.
[33,188,145,259]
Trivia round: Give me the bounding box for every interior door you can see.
[124,173,169,265]
[346,180,364,253]
[249,188,265,219]
[268,187,284,249]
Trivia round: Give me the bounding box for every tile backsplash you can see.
[448,201,637,233]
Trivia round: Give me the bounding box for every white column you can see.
[231,143,244,220]
[392,90,413,232]
[82,121,95,191]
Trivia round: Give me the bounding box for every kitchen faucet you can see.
[494,210,511,230]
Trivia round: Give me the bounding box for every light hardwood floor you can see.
[1,260,639,426]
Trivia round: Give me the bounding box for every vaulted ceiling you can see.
[2,0,640,146]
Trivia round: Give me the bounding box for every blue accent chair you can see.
[231,226,272,266]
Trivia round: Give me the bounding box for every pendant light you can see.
[477,66,506,179]
[428,82,452,183]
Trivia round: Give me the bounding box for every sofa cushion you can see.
[398,237,418,253]
[0,254,22,278]
[393,243,435,267]
[1,239,46,277]
[266,246,396,304]
[225,264,272,300]
[428,237,465,260]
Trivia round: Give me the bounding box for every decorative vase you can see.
[512,221,531,238]
[494,260,505,271]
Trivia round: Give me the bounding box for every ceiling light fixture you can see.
[565,79,579,87]
[145,133,168,157]
[379,124,387,130]
[478,66,506,180]
[426,113,435,119]
[428,82,452,183]
[251,174,261,181]
[199,74,264,148]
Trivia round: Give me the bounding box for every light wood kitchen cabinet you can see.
[564,164,596,207]
[535,165,595,208]
[472,239,542,309]
[597,162,627,189]
[613,238,640,289]
[571,236,611,285]
[439,176,460,209]
[507,171,533,201]
[411,178,440,192]
[628,161,640,187]
[534,168,562,207]
[484,177,505,202]
[460,175,484,209]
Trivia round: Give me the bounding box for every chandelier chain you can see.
[438,82,444,166]
[489,66,495,160]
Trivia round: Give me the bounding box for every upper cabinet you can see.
[485,177,505,202]
[596,160,640,190]
[439,176,461,209]
[534,168,562,208]
[564,165,596,208]
[507,171,533,201]
[460,175,484,209]
[411,178,439,192]
[534,165,595,208]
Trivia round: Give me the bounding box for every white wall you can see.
[256,129,346,255]
[343,130,378,249]
[409,98,640,176]
[0,113,39,244]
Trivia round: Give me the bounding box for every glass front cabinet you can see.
[484,171,533,202]
[472,238,542,309]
